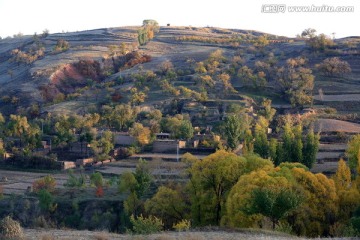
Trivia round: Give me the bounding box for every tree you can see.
[302,129,319,169]
[7,115,30,147]
[316,57,351,76]
[301,28,317,38]
[225,168,293,229]
[254,116,269,158]
[129,123,151,146]
[145,186,189,229]
[177,120,194,140]
[91,130,114,160]
[346,134,360,171]
[33,175,56,193]
[224,114,245,149]
[277,57,315,107]
[130,87,147,105]
[113,104,136,131]
[258,99,276,122]
[188,150,247,225]
[307,33,334,51]
[246,188,301,229]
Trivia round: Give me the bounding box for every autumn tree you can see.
[129,123,152,146]
[138,19,159,45]
[188,150,247,226]
[316,57,351,76]
[130,87,147,106]
[307,33,334,51]
[277,57,315,107]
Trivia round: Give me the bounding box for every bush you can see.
[0,216,23,240]
[129,214,163,234]
[173,219,191,232]
[33,175,56,193]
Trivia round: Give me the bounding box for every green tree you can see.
[91,130,114,160]
[302,129,319,169]
[7,114,30,147]
[254,116,269,158]
[223,114,250,150]
[246,188,301,229]
[90,172,104,188]
[346,134,360,171]
[145,186,189,229]
[177,120,194,140]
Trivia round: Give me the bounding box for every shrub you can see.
[129,214,163,234]
[33,175,56,193]
[0,216,23,240]
[173,219,191,232]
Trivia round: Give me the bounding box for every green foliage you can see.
[223,114,250,150]
[128,214,163,234]
[38,189,57,212]
[90,172,104,187]
[245,188,301,229]
[134,159,153,197]
[0,216,23,240]
[346,134,360,171]
[64,170,85,188]
[145,186,189,229]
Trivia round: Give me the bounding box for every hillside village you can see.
[0,21,360,238]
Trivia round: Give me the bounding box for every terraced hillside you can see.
[0,26,360,173]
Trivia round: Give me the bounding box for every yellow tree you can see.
[129,123,151,146]
[333,159,351,191]
[332,158,360,228]
[290,168,338,237]
[188,150,247,226]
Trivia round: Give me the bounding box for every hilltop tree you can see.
[138,19,159,46]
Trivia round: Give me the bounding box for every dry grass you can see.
[315,119,360,133]
[314,94,360,102]
[22,228,354,240]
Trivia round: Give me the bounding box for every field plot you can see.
[0,170,68,195]
[314,119,360,133]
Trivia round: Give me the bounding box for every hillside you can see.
[1,25,360,172]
